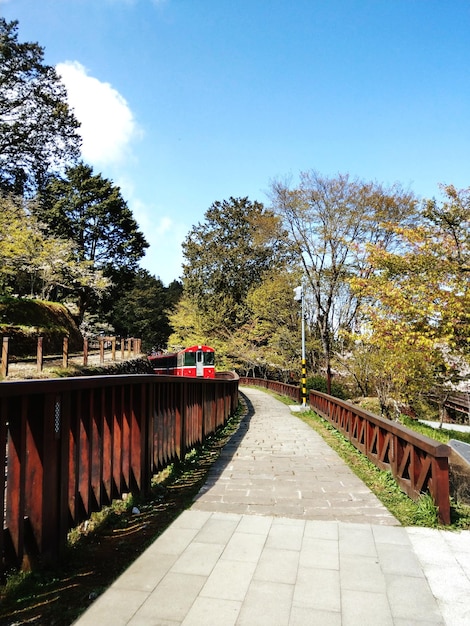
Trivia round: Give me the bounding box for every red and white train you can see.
[148,345,215,378]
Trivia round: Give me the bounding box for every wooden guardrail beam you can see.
[309,390,451,525]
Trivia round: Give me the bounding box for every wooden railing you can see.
[309,390,451,525]
[239,377,301,402]
[1,335,142,378]
[239,377,451,524]
[1,373,239,572]
[443,392,470,418]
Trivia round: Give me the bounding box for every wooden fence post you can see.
[62,336,69,369]
[99,338,105,365]
[111,337,116,361]
[83,338,88,366]
[1,336,9,378]
[37,337,43,372]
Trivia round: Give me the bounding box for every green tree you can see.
[168,295,212,351]
[37,163,148,319]
[182,197,290,330]
[0,194,30,292]
[270,171,417,393]
[0,194,109,302]
[241,270,302,379]
[168,270,313,378]
[169,197,292,372]
[341,334,440,418]
[0,19,81,195]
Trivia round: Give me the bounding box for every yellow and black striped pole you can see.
[301,356,307,407]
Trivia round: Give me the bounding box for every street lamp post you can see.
[294,285,307,407]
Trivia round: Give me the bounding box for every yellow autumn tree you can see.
[349,184,470,417]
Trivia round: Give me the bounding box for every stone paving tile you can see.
[385,574,444,624]
[73,588,149,626]
[181,597,241,626]
[221,528,267,563]
[253,547,300,584]
[193,516,239,544]
[127,572,206,624]
[371,523,410,546]
[236,580,294,626]
[289,606,342,626]
[199,559,256,601]
[169,541,225,576]
[294,567,341,612]
[304,518,339,540]
[341,588,394,626]
[393,620,446,626]
[299,536,339,570]
[266,519,304,550]
[375,542,425,577]
[236,513,272,535]
[170,509,211,530]
[338,523,378,558]
[145,524,201,555]
[110,550,178,592]
[339,555,387,593]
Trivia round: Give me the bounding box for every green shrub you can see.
[306,375,348,400]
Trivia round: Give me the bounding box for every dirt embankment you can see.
[1,297,83,355]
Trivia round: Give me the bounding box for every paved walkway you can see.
[74,387,470,626]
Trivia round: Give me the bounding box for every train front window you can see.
[204,352,215,366]
[184,352,196,366]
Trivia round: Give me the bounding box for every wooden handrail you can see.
[1,373,239,572]
[309,390,451,525]
[239,377,300,402]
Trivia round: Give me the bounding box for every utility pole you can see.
[294,286,307,407]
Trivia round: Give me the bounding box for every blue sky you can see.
[2,0,470,284]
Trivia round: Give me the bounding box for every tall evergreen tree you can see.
[38,163,148,319]
[0,19,81,195]
[182,196,290,329]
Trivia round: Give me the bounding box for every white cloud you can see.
[56,61,141,166]
[155,217,173,236]
[55,62,182,283]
